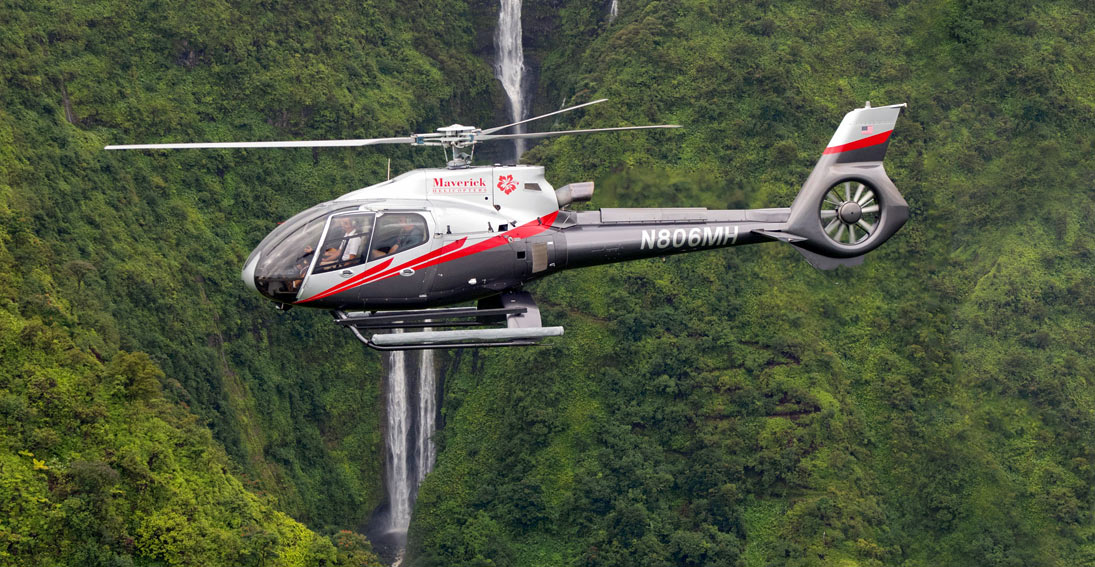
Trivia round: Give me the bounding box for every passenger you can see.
[371,214,426,259]
[290,246,316,290]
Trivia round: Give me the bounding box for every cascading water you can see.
[381,331,438,546]
[416,349,437,485]
[384,345,412,533]
[495,0,526,160]
[609,0,619,22]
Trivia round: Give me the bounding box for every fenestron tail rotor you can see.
[819,181,881,246]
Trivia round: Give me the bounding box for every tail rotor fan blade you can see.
[818,180,881,247]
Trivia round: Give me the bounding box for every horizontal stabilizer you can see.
[753,229,808,243]
[371,326,564,347]
[793,246,864,270]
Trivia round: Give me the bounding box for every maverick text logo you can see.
[640,226,738,250]
[432,177,488,193]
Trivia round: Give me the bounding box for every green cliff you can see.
[1,0,493,562]
[2,1,1094,566]
[409,1,1095,566]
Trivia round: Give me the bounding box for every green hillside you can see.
[1,0,492,562]
[409,1,1095,566]
[2,0,1094,566]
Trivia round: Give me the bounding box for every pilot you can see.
[320,246,341,267]
[290,246,316,290]
[336,216,366,261]
[371,214,425,259]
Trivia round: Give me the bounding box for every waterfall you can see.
[384,345,412,533]
[416,349,437,485]
[495,0,526,159]
[383,333,438,537]
[609,0,619,22]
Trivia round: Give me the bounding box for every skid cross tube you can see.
[331,293,562,350]
[339,322,549,351]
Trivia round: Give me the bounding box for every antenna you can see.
[387,158,391,180]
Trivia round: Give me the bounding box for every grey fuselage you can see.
[241,103,909,311]
[243,204,790,311]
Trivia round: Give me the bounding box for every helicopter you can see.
[106,99,908,350]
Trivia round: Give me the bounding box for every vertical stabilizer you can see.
[778,103,909,268]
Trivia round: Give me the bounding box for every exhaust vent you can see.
[555,182,594,208]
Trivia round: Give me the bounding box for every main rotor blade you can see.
[480,124,681,141]
[104,137,416,150]
[481,98,609,135]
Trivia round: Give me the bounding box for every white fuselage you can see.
[336,165,560,231]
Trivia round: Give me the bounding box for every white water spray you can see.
[495,0,526,159]
[383,333,438,536]
[385,344,412,532]
[609,0,619,22]
[416,349,437,485]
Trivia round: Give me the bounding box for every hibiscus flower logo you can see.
[497,175,518,195]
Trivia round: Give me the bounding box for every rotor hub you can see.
[838,201,863,224]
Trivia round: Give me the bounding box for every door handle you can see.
[340,270,353,278]
[400,268,416,277]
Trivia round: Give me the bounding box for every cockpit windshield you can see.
[245,202,338,270]
[253,216,329,303]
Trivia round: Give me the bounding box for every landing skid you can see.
[332,291,564,351]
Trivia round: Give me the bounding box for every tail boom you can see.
[544,207,791,270]
[531,104,909,274]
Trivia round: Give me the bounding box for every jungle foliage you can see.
[408,1,1095,566]
[1,0,1094,566]
[1,0,493,563]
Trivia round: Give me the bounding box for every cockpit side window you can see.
[313,213,375,274]
[369,213,429,261]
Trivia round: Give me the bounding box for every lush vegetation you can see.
[1,0,494,563]
[409,1,1095,566]
[2,0,1094,566]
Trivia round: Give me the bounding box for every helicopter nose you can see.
[241,252,260,294]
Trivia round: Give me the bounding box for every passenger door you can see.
[355,211,440,307]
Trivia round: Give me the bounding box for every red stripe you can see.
[354,237,469,286]
[364,211,559,286]
[822,130,892,154]
[296,258,394,303]
[298,211,559,303]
